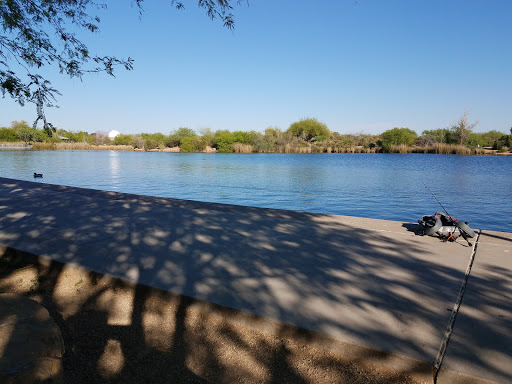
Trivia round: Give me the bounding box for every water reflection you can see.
[0,151,510,232]
[109,151,121,189]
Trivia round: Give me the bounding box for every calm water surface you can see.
[1,151,510,232]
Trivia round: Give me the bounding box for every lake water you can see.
[1,151,511,232]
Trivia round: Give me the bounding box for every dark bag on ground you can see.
[418,212,476,240]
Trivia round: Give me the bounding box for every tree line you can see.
[1,116,511,154]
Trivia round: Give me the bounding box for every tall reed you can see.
[233,143,253,153]
[388,144,413,154]
[32,142,134,151]
[413,144,472,155]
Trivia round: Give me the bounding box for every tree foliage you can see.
[420,128,455,144]
[494,135,512,151]
[213,130,235,152]
[113,134,134,146]
[380,127,417,151]
[167,127,197,147]
[1,0,243,134]
[180,136,207,152]
[287,118,330,141]
[0,126,17,141]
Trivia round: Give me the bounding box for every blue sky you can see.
[1,0,511,135]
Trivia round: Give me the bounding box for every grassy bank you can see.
[32,143,135,151]
[2,119,511,155]
[0,141,508,155]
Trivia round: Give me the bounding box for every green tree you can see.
[180,136,207,152]
[167,127,197,147]
[67,131,94,144]
[380,127,418,151]
[113,134,134,146]
[466,133,486,148]
[141,133,165,149]
[0,127,18,142]
[232,130,258,144]
[494,135,512,151]
[421,128,455,144]
[199,128,214,147]
[287,118,330,141]
[1,1,242,133]
[213,130,235,152]
[481,130,506,147]
[16,126,37,143]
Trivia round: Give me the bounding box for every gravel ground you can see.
[0,249,429,384]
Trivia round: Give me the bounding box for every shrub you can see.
[466,133,486,148]
[17,127,37,143]
[494,135,512,151]
[0,127,18,142]
[287,118,330,141]
[213,130,235,152]
[380,127,417,152]
[180,136,207,152]
[481,130,505,147]
[421,128,455,144]
[113,134,134,146]
[143,139,158,150]
[167,127,197,147]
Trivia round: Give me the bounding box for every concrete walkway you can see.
[0,177,510,383]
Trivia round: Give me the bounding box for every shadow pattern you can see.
[1,177,505,383]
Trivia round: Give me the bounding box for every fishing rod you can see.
[422,182,472,246]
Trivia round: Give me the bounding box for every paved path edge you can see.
[2,243,501,384]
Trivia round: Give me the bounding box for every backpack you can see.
[418,212,476,241]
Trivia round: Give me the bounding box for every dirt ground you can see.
[0,248,429,384]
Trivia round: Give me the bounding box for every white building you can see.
[108,130,121,139]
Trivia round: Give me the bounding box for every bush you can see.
[32,130,48,142]
[16,127,38,143]
[167,127,197,147]
[113,134,134,146]
[180,136,207,152]
[380,127,418,152]
[481,130,505,147]
[421,128,454,144]
[287,118,330,141]
[466,133,486,148]
[143,139,158,150]
[66,131,93,144]
[213,130,235,152]
[0,127,18,142]
[494,135,512,151]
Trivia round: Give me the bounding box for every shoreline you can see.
[0,178,511,383]
[0,141,510,155]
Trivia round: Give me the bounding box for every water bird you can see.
[33,173,43,178]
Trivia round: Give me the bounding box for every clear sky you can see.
[1,0,511,135]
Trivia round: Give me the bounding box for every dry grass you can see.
[32,143,134,151]
[233,143,254,153]
[413,144,473,155]
[388,144,412,154]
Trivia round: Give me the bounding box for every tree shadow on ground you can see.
[0,250,424,384]
[0,177,508,383]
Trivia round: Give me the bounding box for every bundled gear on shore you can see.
[418,212,476,243]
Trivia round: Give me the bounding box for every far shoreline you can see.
[0,142,511,155]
